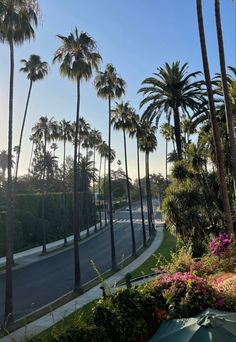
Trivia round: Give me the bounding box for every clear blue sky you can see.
[0,0,235,180]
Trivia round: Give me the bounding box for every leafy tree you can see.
[94,64,125,270]
[149,173,166,205]
[162,153,224,256]
[53,27,101,291]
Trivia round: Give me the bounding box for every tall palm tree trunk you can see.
[15,80,33,183]
[108,96,117,270]
[173,107,182,160]
[73,77,81,291]
[215,0,236,198]
[103,157,107,225]
[5,38,14,326]
[122,126,136,256]
[28,140,34,175]
[41,133,47,254]
[147,151,155,232]
[77,139,81,165]
[93,146,97,232]
[63,138,67,245]
[165,138,168,180]
[196,0,233,233]
[137,139,146,247]
[145,151,152,237]
[98,154,102,228]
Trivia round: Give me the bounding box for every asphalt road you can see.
[0,202,161,322]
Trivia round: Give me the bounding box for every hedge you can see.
[0,192,96,257]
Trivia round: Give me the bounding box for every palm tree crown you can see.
[139,61,203,159]
[32,116,57,142]
[139,62,203,121]
[111,101,135,132]
[20,54,48,82]
[53,27,102,80]
[139,121,157,154]
[0,0,39,43]
[58,119,73,144]
[94,63,126,99]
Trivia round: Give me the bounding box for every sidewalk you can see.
[0,221,105,269]
[1,224,164,342]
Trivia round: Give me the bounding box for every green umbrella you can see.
[149,308,236,342]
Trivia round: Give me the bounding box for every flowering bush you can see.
[163,248,235,277]
[149,272,214,318]
[209,232,230,255]
[211,273,236,293]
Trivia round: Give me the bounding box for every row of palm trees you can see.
[27,102,158,257]
[1,0,234,327]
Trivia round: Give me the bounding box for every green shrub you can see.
[0,192,96,257]
[90,288,159,342]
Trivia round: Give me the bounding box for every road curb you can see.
[0,224,164,342]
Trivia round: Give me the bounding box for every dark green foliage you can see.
[91,288,159,342]
[0,192,95,257]
[162,154,225,257]
[172,160,190,181]
[44,325,110,342]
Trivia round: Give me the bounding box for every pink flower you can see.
[215,298,224,307]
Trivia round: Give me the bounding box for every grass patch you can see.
[35,299,97,340]
[127,229,176,280]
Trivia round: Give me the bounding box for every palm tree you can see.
[77,117,91,162]
[139,121,157,236]
[103,146,116,226]
[89,129,102,232]
[160,114,172,180]
[50,142,58,156]
[129,115,146,247]
[53,28,101,291]
[214,0,236,197]
[112,101,136,256]
[82,126,92,162]
[94,64,125,270]
[139,62,204,160]
[32,116,58,253]
[0,0,39,324]
[58,119,73,244]
[15,54,48,182]
[28,133,41,175]
[196,0,233,233]
[97,141,109,227]
[0,150,8,181]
